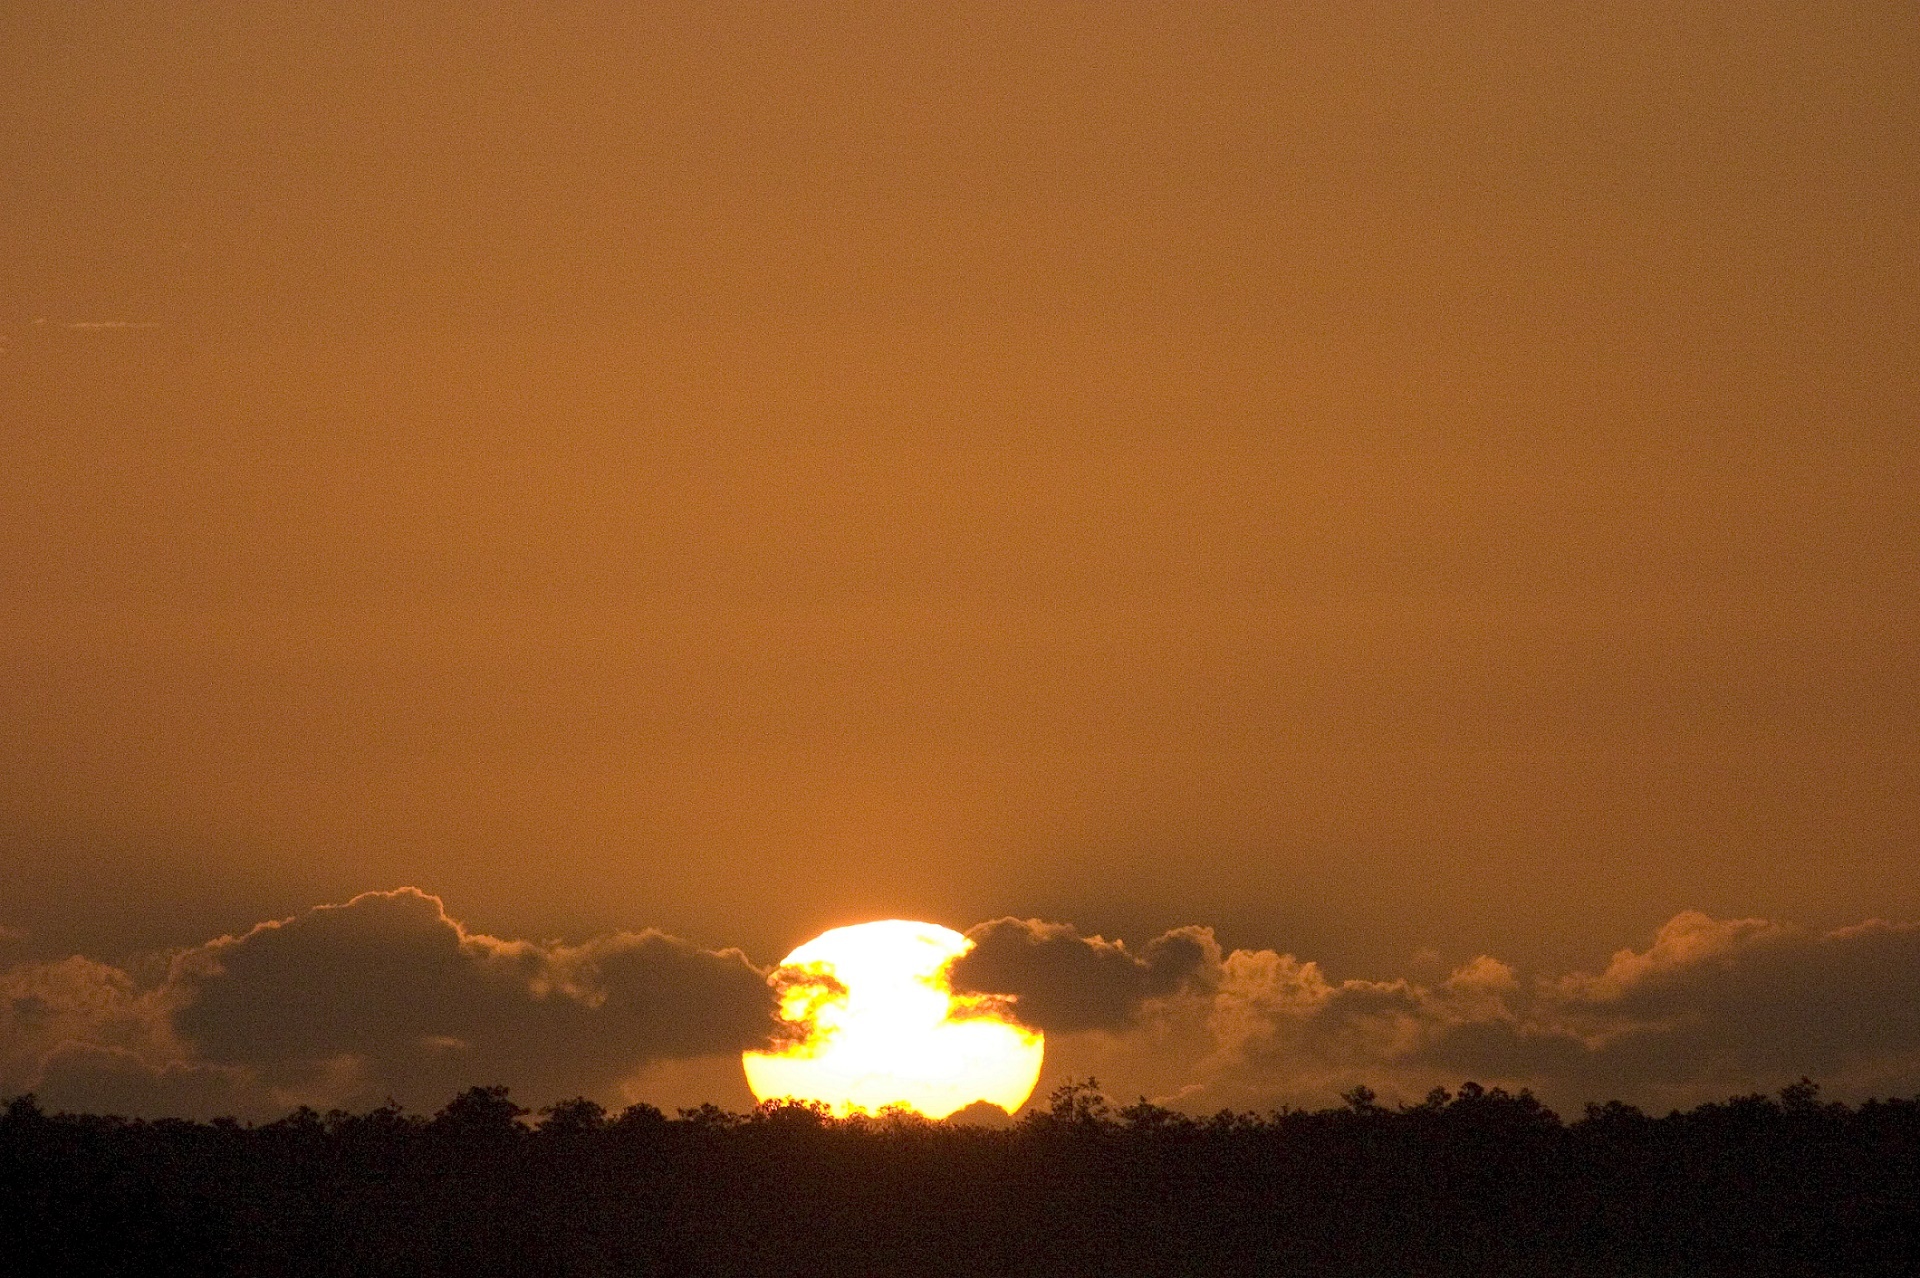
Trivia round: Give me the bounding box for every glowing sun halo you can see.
[742,920,1043,1119]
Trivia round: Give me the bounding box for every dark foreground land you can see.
[3,1079,1917,1277]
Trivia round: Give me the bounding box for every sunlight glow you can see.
[742,920,1043,1119]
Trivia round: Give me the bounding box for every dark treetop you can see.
[3,1078,1917,1277]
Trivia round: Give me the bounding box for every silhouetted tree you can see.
[1036,1075,1111,1127]
[3,1080,1917,1276]
[538,1096,607,1137]
[429,1083,527,1138]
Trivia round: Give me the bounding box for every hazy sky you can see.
[3,3,1917,1115]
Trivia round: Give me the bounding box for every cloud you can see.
[1064,910,1920,1115]
[1519,913,1920,1094]
[171,889,776,1111]
[948,918,1218,1034]
[33,1045,260,1120]
[5,895,1920,1120]
[0,954,179,1100]
[3,889,777,1118]
[1383,912,1920,1104]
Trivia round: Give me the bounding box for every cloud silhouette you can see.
[1363,913,1920,1099]
[33,1045,259,1120]
[1139,911,1920,1114]
[2,889,777,1118]
[170,889,777,1112]
[4,896,1920,1119]
[0,955,178,1102]
[948,918,1219,1033]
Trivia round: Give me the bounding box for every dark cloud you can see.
[5,897,1920,1120]
[949,918,1218,1034]
[34,1045,258,1120]
[1,954,171,1100]
[1380,914,1920,1097]
[1184,912,1920,1113]
[2,889,777,1118]
[171,889,777,1112]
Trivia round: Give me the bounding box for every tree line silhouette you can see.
[3,1077,1916,1275]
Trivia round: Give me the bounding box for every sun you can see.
[742,919,1043,1119]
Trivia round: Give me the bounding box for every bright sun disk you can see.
[742,919,1043,1119]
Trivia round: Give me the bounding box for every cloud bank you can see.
[2,889,773,1119]
[1038,910,1920,1116]
[4,891,1918,1119]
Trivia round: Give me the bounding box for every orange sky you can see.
[3,1,1917,989]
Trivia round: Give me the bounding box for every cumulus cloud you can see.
[1055,910,1920,1115]
[948,918,1218,1034]
[34,1045,260,1120]
[1515,913,1920,1097]
[1,955,181,1098]
[5,894,1919,1120]
[3,889,777,1119]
